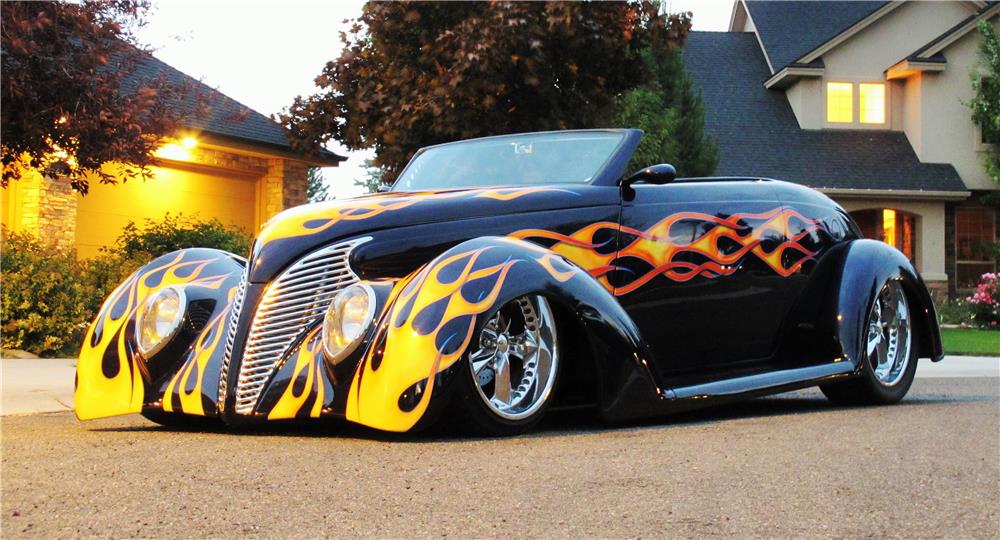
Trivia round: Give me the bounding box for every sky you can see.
[137,0,735,199]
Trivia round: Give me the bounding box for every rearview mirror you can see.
[622,164,677,187]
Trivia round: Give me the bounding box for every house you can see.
[684,0,999,300]
[1,51,343,258]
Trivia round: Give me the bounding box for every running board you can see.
[662,360,856,401]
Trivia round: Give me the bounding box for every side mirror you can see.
[622,163,677,187]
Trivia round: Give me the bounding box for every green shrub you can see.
[1,214,252,358]
[937,300,975,326]
[1,229,93,356]
[108,213,252,260]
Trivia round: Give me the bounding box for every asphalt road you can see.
[2,377,997,538]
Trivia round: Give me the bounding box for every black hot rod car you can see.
[76,129,943,434]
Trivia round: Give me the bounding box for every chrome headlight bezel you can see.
[136,285,187,359]
[321,283,376,365]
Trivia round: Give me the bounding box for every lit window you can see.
[882,209,896,247]
[826,82,853,123]
[859,83,886,124]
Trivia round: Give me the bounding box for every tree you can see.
[280,1,691,184]
[1,1,194,194]
[354,159,387,194]
[971,20,1000,184]
[306,167,330,202]
[615,48,718,177]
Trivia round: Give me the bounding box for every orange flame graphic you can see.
[514,208,827,296]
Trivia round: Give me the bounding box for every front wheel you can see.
[821,279,918,405]
[451,294,560,436]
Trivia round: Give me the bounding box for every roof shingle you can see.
[683,31,966,193]
[123,51,344,162]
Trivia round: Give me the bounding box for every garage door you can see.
[75,165,258,258]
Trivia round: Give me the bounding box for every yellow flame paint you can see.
[75,252,233,420]
[268,330,326,420]
[162,286,236,416]
[347,247,516,432]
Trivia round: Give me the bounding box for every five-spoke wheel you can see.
[454,294,559,434]
[821,279,918,405]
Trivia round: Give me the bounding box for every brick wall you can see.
[282,160,309,208]
[38,175,77,249]
[190,147,268,175]
[260,158,309,222]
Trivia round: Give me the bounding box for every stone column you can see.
[38,176,78,250]
[5,172,77,252]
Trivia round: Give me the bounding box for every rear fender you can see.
[835,240,943,365]
[780,239,943,373]
[75,249,244,420]
[344,236,662,432]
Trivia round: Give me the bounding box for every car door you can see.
[614,180,791,379]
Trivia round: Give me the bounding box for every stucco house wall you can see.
[916,18,999,192]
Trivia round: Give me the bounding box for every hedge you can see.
[1,214,250,357]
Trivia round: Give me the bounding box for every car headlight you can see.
[137,286,186,358]
[322,283,375,364]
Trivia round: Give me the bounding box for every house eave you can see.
[741,0,776,73]
[199,132,346,167]
[763,66,825,89]
[885,59,948,80]
[913,3,1000,59]
[818,187,970,201]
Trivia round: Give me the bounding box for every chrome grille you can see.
[232,237,370,414]
[217,267,248,410]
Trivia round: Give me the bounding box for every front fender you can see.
[834,240,943,366]
[344,236,661,432]
[75,248,245,420]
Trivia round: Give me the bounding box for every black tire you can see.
[142,409,224,430]
[820,280,918,405]
[450,295,560,436]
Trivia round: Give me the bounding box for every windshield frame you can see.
[389,128,643,192]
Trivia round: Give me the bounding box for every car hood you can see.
[247,185,614,283]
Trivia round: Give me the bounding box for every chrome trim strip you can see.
[217,266,249,411]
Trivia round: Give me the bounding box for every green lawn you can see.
[940,328,1000,357]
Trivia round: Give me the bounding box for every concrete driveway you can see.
[1,376,997,538]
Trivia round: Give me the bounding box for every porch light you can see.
[180,136,198,149]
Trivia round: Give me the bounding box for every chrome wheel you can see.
[866,280,911,387]
[468,295,558,421]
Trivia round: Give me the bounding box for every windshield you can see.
[392,131,626,191]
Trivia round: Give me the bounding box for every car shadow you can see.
[87,390,991,442]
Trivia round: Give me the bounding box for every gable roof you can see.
[683,31,967,195]
[905,2,999,61]
[124,51,344,164]
[744,0,889,72]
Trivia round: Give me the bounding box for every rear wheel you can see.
[821,279,917,405]
[452,295,559,436]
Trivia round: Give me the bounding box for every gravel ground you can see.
[2,377,997,539]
